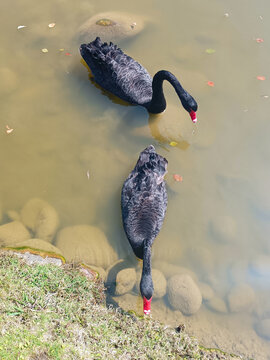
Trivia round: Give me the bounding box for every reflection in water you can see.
[0,0,270,358]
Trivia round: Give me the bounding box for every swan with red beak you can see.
[121,145,168,315]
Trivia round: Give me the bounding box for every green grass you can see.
[0,253,242,359]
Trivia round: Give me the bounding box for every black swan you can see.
[121,145,168,315]
[80,37,198,122]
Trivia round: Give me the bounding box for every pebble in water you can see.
[167,274,202,315]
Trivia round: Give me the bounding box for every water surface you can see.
[1,0,270,358]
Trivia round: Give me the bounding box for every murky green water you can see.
[1,0,270,358]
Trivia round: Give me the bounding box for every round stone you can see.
[55,225,117,269]
[0,221,30,246]
[167,274,202,315]
[85,265,106,281]
[77,11,145,44]
[152,269,167,298]
[197,282,214,301]
[152,261,198,282]
[6,210,21,222]
[255,319,270,340]
[250,254,270,277]
[115,268,136,295]
[227,283,256,312]
[205,296,228,313]
[209,215,237,243]
[21,198,59,242]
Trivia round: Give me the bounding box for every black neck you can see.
[140,241,153,300]
[146,70,186,114]
[142,242,152,276]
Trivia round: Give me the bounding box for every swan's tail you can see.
[80,37,122,63]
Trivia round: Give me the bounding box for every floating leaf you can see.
[48,23,56,28]
[173,174,183,182]
[5,125,14,134]
[17,25,27,30]
[96,19,116,26]
[205,48,216,54]
[207,81,214,87]
[59,48,64,52]
[41,48,48,53]
[257,76,266,81]
[256,38,264,43]
[169,141,178,147]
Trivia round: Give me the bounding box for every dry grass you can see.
[0,253,242,360]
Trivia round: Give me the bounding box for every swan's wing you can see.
[121,173,167,247]
[80,38,153,104]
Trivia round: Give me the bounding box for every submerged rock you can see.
[6,210,21,222]
[13,238,63,256]
[21,198,59,242]
[255,319,270,340]
[205,296,228,314]
[197,282,214,301]
[152,269,167,298]
[227,283,255,313]
[188,246,215,276]
[152,235,183,263]
[77,11,145,44]
[250,254,270,277]
[167,274,202,315]
[135,268,167,299]
[113,293,140,313]
[85,264,106,281]
[55,225,117,269]
[209,215,237,243]
[115,268,136,295]
[0,221,30,246]
[105,259,134,295]
[228,259,248,284]
[152,261,197,282]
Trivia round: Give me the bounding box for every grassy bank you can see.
[0,253,241,359]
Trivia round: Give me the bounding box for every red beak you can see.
[189,110,197,123]
[143,296,152,315]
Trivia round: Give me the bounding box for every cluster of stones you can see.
[0,198,118,282]
[112,212,270,345]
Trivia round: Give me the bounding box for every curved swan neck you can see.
[147,70,186,114]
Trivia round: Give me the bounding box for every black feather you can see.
[80,37,198,116]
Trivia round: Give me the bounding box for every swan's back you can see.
[121,145,168,259]
[80,37,153,105]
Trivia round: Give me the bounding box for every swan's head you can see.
[136,145,168,181]
[180,92,198,123]
[140,273,153,315]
